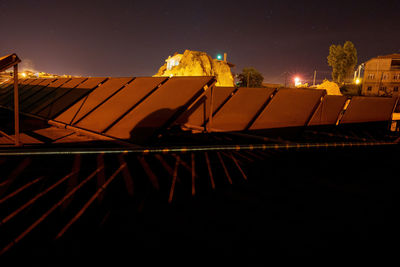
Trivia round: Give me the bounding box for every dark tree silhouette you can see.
[237,67,264,88]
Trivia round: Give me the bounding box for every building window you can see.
[367,86,372,91]
[382,73,388,80]
[379,86,387,91]
[394,74,400,80]
[394,86,399,92]
[367,73,375,79]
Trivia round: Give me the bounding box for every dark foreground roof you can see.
[1,75,400,263]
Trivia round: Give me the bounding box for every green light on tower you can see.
[217,54,222,60]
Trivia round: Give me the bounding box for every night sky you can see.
[1,0,399,84]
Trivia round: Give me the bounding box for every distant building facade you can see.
[362,54,400,96]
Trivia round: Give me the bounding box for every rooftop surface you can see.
[1,74,400,264]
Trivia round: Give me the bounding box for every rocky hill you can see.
[154,50,234,87]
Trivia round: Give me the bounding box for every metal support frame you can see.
[204,152,215,190]
[0,54,21,146]
[168,156,180,203]
[207,83,214,132]
[217,152,232,184]
[304,93,326,127]
[191,153,196,196]
[13,65,20,146]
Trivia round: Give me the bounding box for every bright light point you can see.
[217,54,222,60]
[294,77,301,87]
[355,79,360,84]
[21,72,27,78]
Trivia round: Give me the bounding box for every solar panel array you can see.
[0,77,398,144]
[181,88,397,132]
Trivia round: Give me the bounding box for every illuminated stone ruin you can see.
[154,50,234,87]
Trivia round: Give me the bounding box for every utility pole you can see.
[247,72,250,88]
[284,72,288,87]
[313,70,316,86]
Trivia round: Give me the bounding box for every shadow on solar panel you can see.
[127,106,189,143]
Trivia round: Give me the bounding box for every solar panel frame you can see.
[0,79,39,106]
[249,88,325,130]
[0,82,14,97]
[0,80,13,90]
[55,77,133,125]
[0,78,33,96]
[17,78,46,97]
[29,78,88,115]
[0,79,28,101]
[22,78,72,113]
[2,79,48,107]
[209,87,276,132]
[19,78,57,104]
[308,95,348,126]
[105,76,215,141]
[176,86,236,130]
[75,77,168,133]
[0,53,21,72]
[37,77,107,119]
[340,96,397,124]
